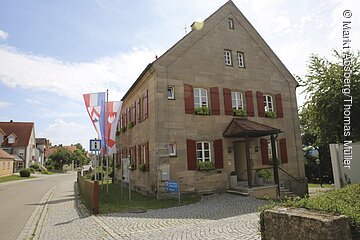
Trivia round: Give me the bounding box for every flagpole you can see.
[106,89,109,195]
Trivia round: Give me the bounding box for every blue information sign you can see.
[165,180,179,193]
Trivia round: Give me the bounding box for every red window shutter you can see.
[137,98,141,123]
[256,91,265,117]
[245,91,254,117]
[184,84,194,114]
[260,138,269,165]
[133,102,136,125]
[138,144,142,164]
[210,87,220,115]
[145,142,149,171]
[214,139,224,169]
[279,138,288,163]
[186,139,197,170]
[275,94,283,118]
[223,88,232,115]
[125,111,127,126]
[133,146,137,169]
[144,90,148,119]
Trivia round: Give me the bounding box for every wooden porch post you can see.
[245,136,252,188]
[271,134,280,198]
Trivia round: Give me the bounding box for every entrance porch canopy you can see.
[223,118,281,193]
[223,118,281,138]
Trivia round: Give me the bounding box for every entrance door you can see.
[233,141,247,181]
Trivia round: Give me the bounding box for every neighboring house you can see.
[0,149,14,177]
[0,121,37,171]
[115,1,307,197]
[36,138,50,165]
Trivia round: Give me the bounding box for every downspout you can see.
[289,81,301,179]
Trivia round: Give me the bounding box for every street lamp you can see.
[315,158,323,188]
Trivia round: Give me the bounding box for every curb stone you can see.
[16,187,55,240]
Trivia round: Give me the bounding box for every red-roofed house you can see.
[0,121,37,171]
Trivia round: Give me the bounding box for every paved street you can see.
[20,172,267,240]
[0,173,75,240]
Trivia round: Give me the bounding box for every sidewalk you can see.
[28,177,111,240]
[21,176,266,240]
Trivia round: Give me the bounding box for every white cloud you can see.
[0,100,11,108]
[0,46,161,102]
[0,30,8,40]
[38,119,93,149]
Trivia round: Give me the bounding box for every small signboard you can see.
[164,180,180,203]
[90,139,101,151]
[165,180,179,192]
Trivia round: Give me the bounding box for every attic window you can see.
[228,18,234,29]
[8,137,15,144]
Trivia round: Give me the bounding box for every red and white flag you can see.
[83,92,106,140]
[105,101,122,155]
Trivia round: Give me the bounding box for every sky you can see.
[0,0,359,150]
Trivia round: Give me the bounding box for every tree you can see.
[48,148,72,170]
[299,50,360,182]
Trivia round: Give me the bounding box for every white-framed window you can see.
[7,162,10,169]
[196,141,211,162]
[228,18,234,29]
[2,162,4,170]
[167,86,175,99]
[143,145,146,164]
[236,52,245,68]
[194,88,208,108]
[8,137,15,144]
[19,150,24,156]
[224,50,232,66]
[267,139,278,161]
[263,95,273,112]
[168,143,176,156]
[231,92,244,110]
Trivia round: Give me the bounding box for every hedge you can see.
[259,184,360,238]
[19,169,31,177]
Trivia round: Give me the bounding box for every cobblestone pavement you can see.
[28,176,267,240]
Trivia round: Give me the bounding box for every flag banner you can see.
[83,92,106,142]
[105,101,122,155]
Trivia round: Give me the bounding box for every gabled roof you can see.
[0,149,14,160]
[0,122,34,147]
[36,138,48,145]
[223,118,281,137]
[0,127,5,136]
[121,1,298,101]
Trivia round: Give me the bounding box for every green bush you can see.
[259,184,360,238]
[91,172,103,181]
[28,168,35,174]
[41,169,49,174]
[139,163,146,171]
[47,166,54,171]
[30,163,42,171]
[257,169,272,180]
[198,161,214,171]
[233,109,247,117]
[19,169,31,177]
[195,106,210,115]
[265,111,277,119]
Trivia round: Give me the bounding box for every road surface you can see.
[0,172,76,240]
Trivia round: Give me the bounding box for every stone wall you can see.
[262,207,352,240]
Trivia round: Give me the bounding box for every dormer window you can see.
[8,137,15,144]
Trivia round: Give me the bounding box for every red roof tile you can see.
[0,122,34,147]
